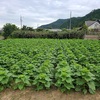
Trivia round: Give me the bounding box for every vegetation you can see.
[11,30,85,39]
[0,39,100,94]
[1,9,100,40]
[2,24,36,39]
[38,19,67,29]
[2,23,18,39]
[39,9,100,29]
[21,25,34,31]
[2,8,99,40]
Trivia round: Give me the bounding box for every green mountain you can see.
[39,19,67,29]
[39,9,100,29]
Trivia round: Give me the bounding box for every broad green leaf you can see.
[0,76,5,81]
[45,82,51,88]
[18,84,24,90]
[66,78,72,83]
[15,79,21,83]
[75,86,81,92]
[83,89,87,94]
[1,78,9,84]
[36,85,43,90]
[88,81,95,91]
[0,86,4,92]
[76,78,85,85]
[89,88,95,94]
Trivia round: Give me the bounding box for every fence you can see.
[84,35,100,40]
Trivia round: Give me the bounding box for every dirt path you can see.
[0,88,100,100]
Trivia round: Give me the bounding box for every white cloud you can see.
[0,0,100,28]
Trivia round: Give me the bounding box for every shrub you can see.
[2,23,18,39]
[11,30,85,39]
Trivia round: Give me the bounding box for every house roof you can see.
[97,20,100,24]
[85,21,96,27]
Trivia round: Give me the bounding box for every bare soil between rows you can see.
[0,88,100,100]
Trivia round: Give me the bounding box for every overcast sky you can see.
[0,0,100,28]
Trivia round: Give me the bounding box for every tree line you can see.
[1,23,87,39]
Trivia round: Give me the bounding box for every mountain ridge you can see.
[39,9,100,29]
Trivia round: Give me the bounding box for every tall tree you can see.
[3,23,18,39]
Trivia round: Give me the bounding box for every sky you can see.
[0,0,100,28]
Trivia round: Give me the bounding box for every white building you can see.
[46,29,62,32]
[85,20,100,31]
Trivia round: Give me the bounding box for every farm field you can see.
[0,39,100,96]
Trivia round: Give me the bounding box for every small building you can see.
[46,29,62,32]
[85,20,100,31]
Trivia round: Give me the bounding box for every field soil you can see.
[0,88,100,100]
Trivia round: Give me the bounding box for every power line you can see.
[69,11,72,30]
[20,16,23,29]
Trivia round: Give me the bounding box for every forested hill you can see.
[39,9,100,29]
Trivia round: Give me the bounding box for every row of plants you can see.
[0,39,100,94]
[11,30,85,39]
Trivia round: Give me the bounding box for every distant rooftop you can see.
[85,21,96,27]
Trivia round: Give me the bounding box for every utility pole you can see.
[69,11,72,30]
[20,16,23,29]
[37,24,39,29]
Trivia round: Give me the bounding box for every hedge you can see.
[11,30,85,39]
